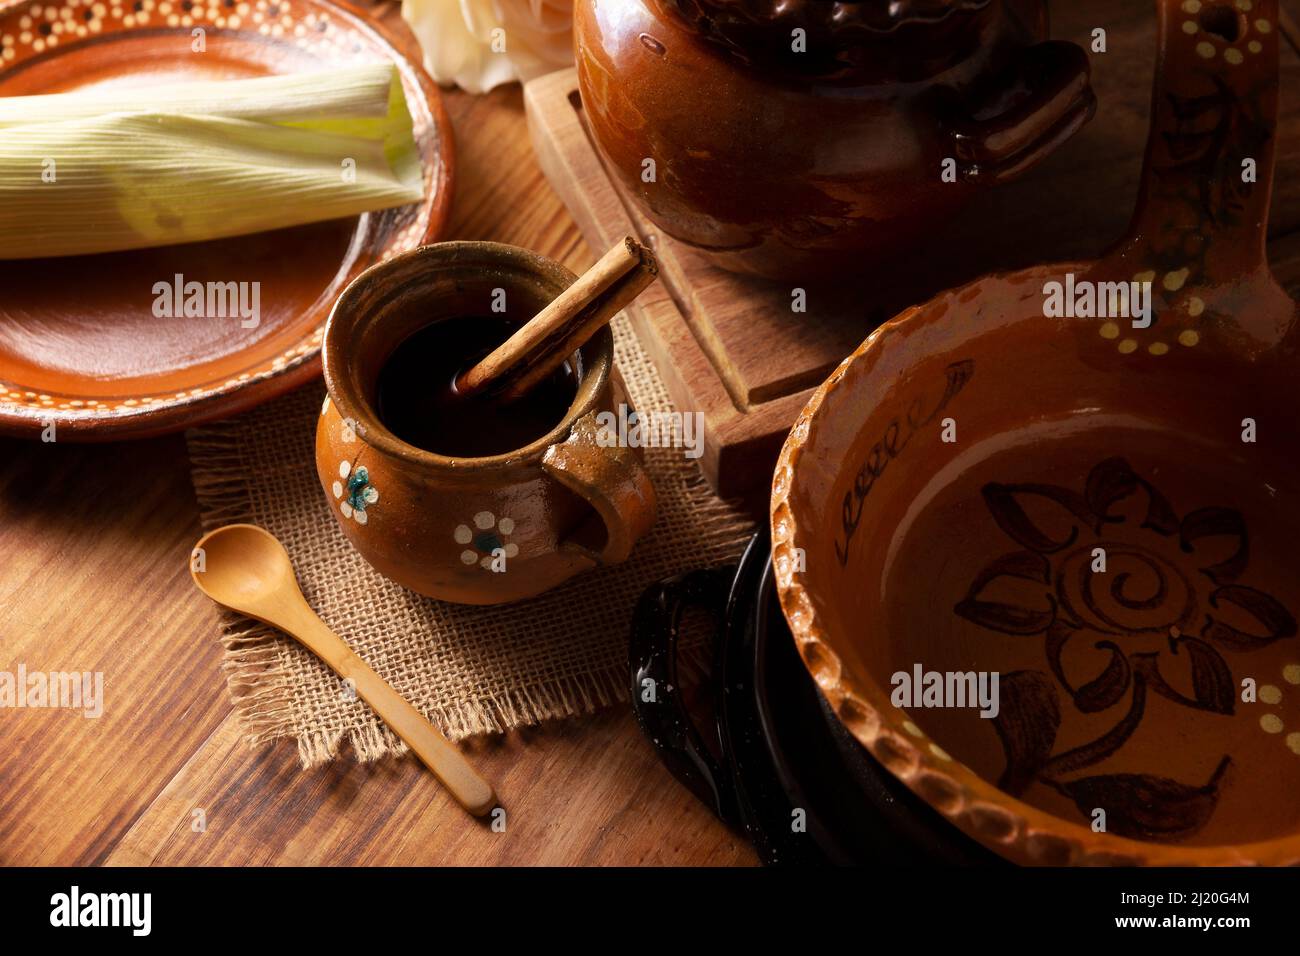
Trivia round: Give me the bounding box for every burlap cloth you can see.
[186,314,756,766]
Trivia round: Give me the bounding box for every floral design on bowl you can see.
[332,460,379,525]
[454,511,519,571]
[954,457,1297,841]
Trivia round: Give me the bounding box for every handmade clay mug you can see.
[574,0,1096,279]
[772,0,1300,864]
[317,242,657,605]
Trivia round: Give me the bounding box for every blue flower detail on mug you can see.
[332,460,379,525]
[454,511,518,571]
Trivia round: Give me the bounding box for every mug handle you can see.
[542,411,657,564]
[950,40,1096,185]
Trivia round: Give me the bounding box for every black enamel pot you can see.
[630,531,1003,866]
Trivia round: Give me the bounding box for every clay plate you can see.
[771,0,1300,865]
[0,0,453,439]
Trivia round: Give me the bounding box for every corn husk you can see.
[0,65,425,259]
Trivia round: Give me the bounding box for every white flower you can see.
[333,460,380,526]
[454,511,519,569]
[401,0,574,94]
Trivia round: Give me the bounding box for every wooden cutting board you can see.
[525,2,1300,506]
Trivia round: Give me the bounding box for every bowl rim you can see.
[769,259,1300,867]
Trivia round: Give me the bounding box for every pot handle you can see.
[629,566,742,826]
[543,411,657,564]
[1107,0,1282,288]
[950,40,1096,185]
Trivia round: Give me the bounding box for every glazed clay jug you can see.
[575,0,1096,279]
[317,242,657,605]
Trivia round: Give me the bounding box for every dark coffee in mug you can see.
[375,315,579,458]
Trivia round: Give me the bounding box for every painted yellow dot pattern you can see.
[1163,268,1189,291]
[1179,2,1273,67]
[1258,668,1300,756]
[1100,269,1209,355]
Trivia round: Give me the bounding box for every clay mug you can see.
[316,241,657,605]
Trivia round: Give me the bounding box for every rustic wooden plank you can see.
[0,434,229,865]
[526,1,1300,501]
[106,708,750,866]
[8,0,1297,870]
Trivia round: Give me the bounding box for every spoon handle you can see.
[296,613,498,816]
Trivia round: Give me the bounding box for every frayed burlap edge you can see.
[185,415,729,767]
[283,646,708,767]
[186,419,304,754]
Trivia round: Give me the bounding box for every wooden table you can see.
[3,2,1299,867]
[0,3,752,867]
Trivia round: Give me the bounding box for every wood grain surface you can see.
[0,2,751,867]
[2,0,1299,867]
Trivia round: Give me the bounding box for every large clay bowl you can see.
[771,0,1300,865]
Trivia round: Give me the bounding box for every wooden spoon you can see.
[189,523,498,817]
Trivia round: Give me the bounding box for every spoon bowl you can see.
[190,523,498,817]
[191,524,300,618]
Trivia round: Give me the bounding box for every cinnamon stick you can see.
[455,237,659,400]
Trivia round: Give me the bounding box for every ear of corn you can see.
[0,64,425,259]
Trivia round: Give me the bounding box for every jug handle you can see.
[543,410,657,564]
[950,40,1096,185]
